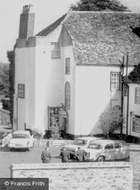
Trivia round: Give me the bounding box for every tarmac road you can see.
[0,124,62,178]
[0,140,62,178]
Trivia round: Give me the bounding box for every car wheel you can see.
[31,142,34,148]
[97,156,105,162]
[10,148,13,151]
[27,147,30,151]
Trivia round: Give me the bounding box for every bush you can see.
[99,106,124,138]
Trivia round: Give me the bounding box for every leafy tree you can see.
[0,63,10,96]
[70,0,129,12]
[7,50,15,126]
[99,106,124,138]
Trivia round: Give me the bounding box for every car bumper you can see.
[8,145,29,149]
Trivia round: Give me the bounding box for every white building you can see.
[123,63,140,137]
[13,5,140,138]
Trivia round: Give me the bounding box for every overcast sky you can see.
[0,0,140,63]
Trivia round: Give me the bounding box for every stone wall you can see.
[11,162,133,190]
[130,145,140,190]
[10,143,140,190]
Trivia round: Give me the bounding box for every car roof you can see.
[13,130,30,135]
[75,137,100,141]
[90,139,121,145]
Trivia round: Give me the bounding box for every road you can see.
[0,140,62,178]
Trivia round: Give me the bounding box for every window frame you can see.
[65,58,70,74]
[114,142,122,149]
[104,143,114,150]
[50,42,61,58]
[65,82,70,109]
[135,87,140,104]
[110,72,121,91]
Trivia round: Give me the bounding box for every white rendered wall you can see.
[62,46,76,135]
[14,45,35,130]
[75,65,122,136]
[34,36,64,132]
[128,84,140,137]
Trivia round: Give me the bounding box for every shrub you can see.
[99,106,124,138]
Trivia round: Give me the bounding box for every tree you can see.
[7,50,15,126]
[99,106,124,138]
[0,63,10,97]
[70,0,129,12]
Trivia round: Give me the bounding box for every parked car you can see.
[60,136,101,159]
[8,130,34,151]
[84,139,130,162]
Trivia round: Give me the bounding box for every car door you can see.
[114,142,123,160]
[104,143,115,160]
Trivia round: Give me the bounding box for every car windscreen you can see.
[73,139,87,146]
[88,143,103,149]
[13,134,29,139]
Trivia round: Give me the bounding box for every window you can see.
[51,42,61,58]
[114,143,121,149]
[18,84,25,98]
[65,58,70,74]
[135,87,140,104]
[105,144,114,150]
[73,139,87,146]
[110,72,120,91]
[88,144,102,149]
[133,115,140,133]
[65,82,70,109]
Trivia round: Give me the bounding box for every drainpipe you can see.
[16,94,18,131]
[126,54,129,135]
[130,111,134,135]
[120,56,124,134]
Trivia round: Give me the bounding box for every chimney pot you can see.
[23,4,33,14]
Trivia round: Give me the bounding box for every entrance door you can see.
[48,107,67,131]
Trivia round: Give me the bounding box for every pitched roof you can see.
[36,14,67,36]
[36,11,140,66]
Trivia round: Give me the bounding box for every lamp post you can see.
[14,94,18,130]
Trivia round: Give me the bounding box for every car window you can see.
[13,134,29,139]
[105,143,114,150]
[73,139,87,146]
[114,142,121,149]
[88,143,102,149]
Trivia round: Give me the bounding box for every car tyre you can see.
[97,156,105,162]
[31,142,34,148]
[10,148,13,151]
[27,147,30,151]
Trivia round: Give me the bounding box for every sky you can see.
[0,0,140,63]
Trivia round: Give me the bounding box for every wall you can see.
[75,65,122,136]
[14,39,36,131]
[130,145,140,190]
[10,144,140,190]
[11,162,132,190]
[62,46,76,135]
[128,84,140,137]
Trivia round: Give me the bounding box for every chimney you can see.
[18,5,35,39]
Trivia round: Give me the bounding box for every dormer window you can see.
[51,42,61,58]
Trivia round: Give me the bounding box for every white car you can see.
[8,130,34,151]
[84,139,130,162]
[60,136,101,159]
